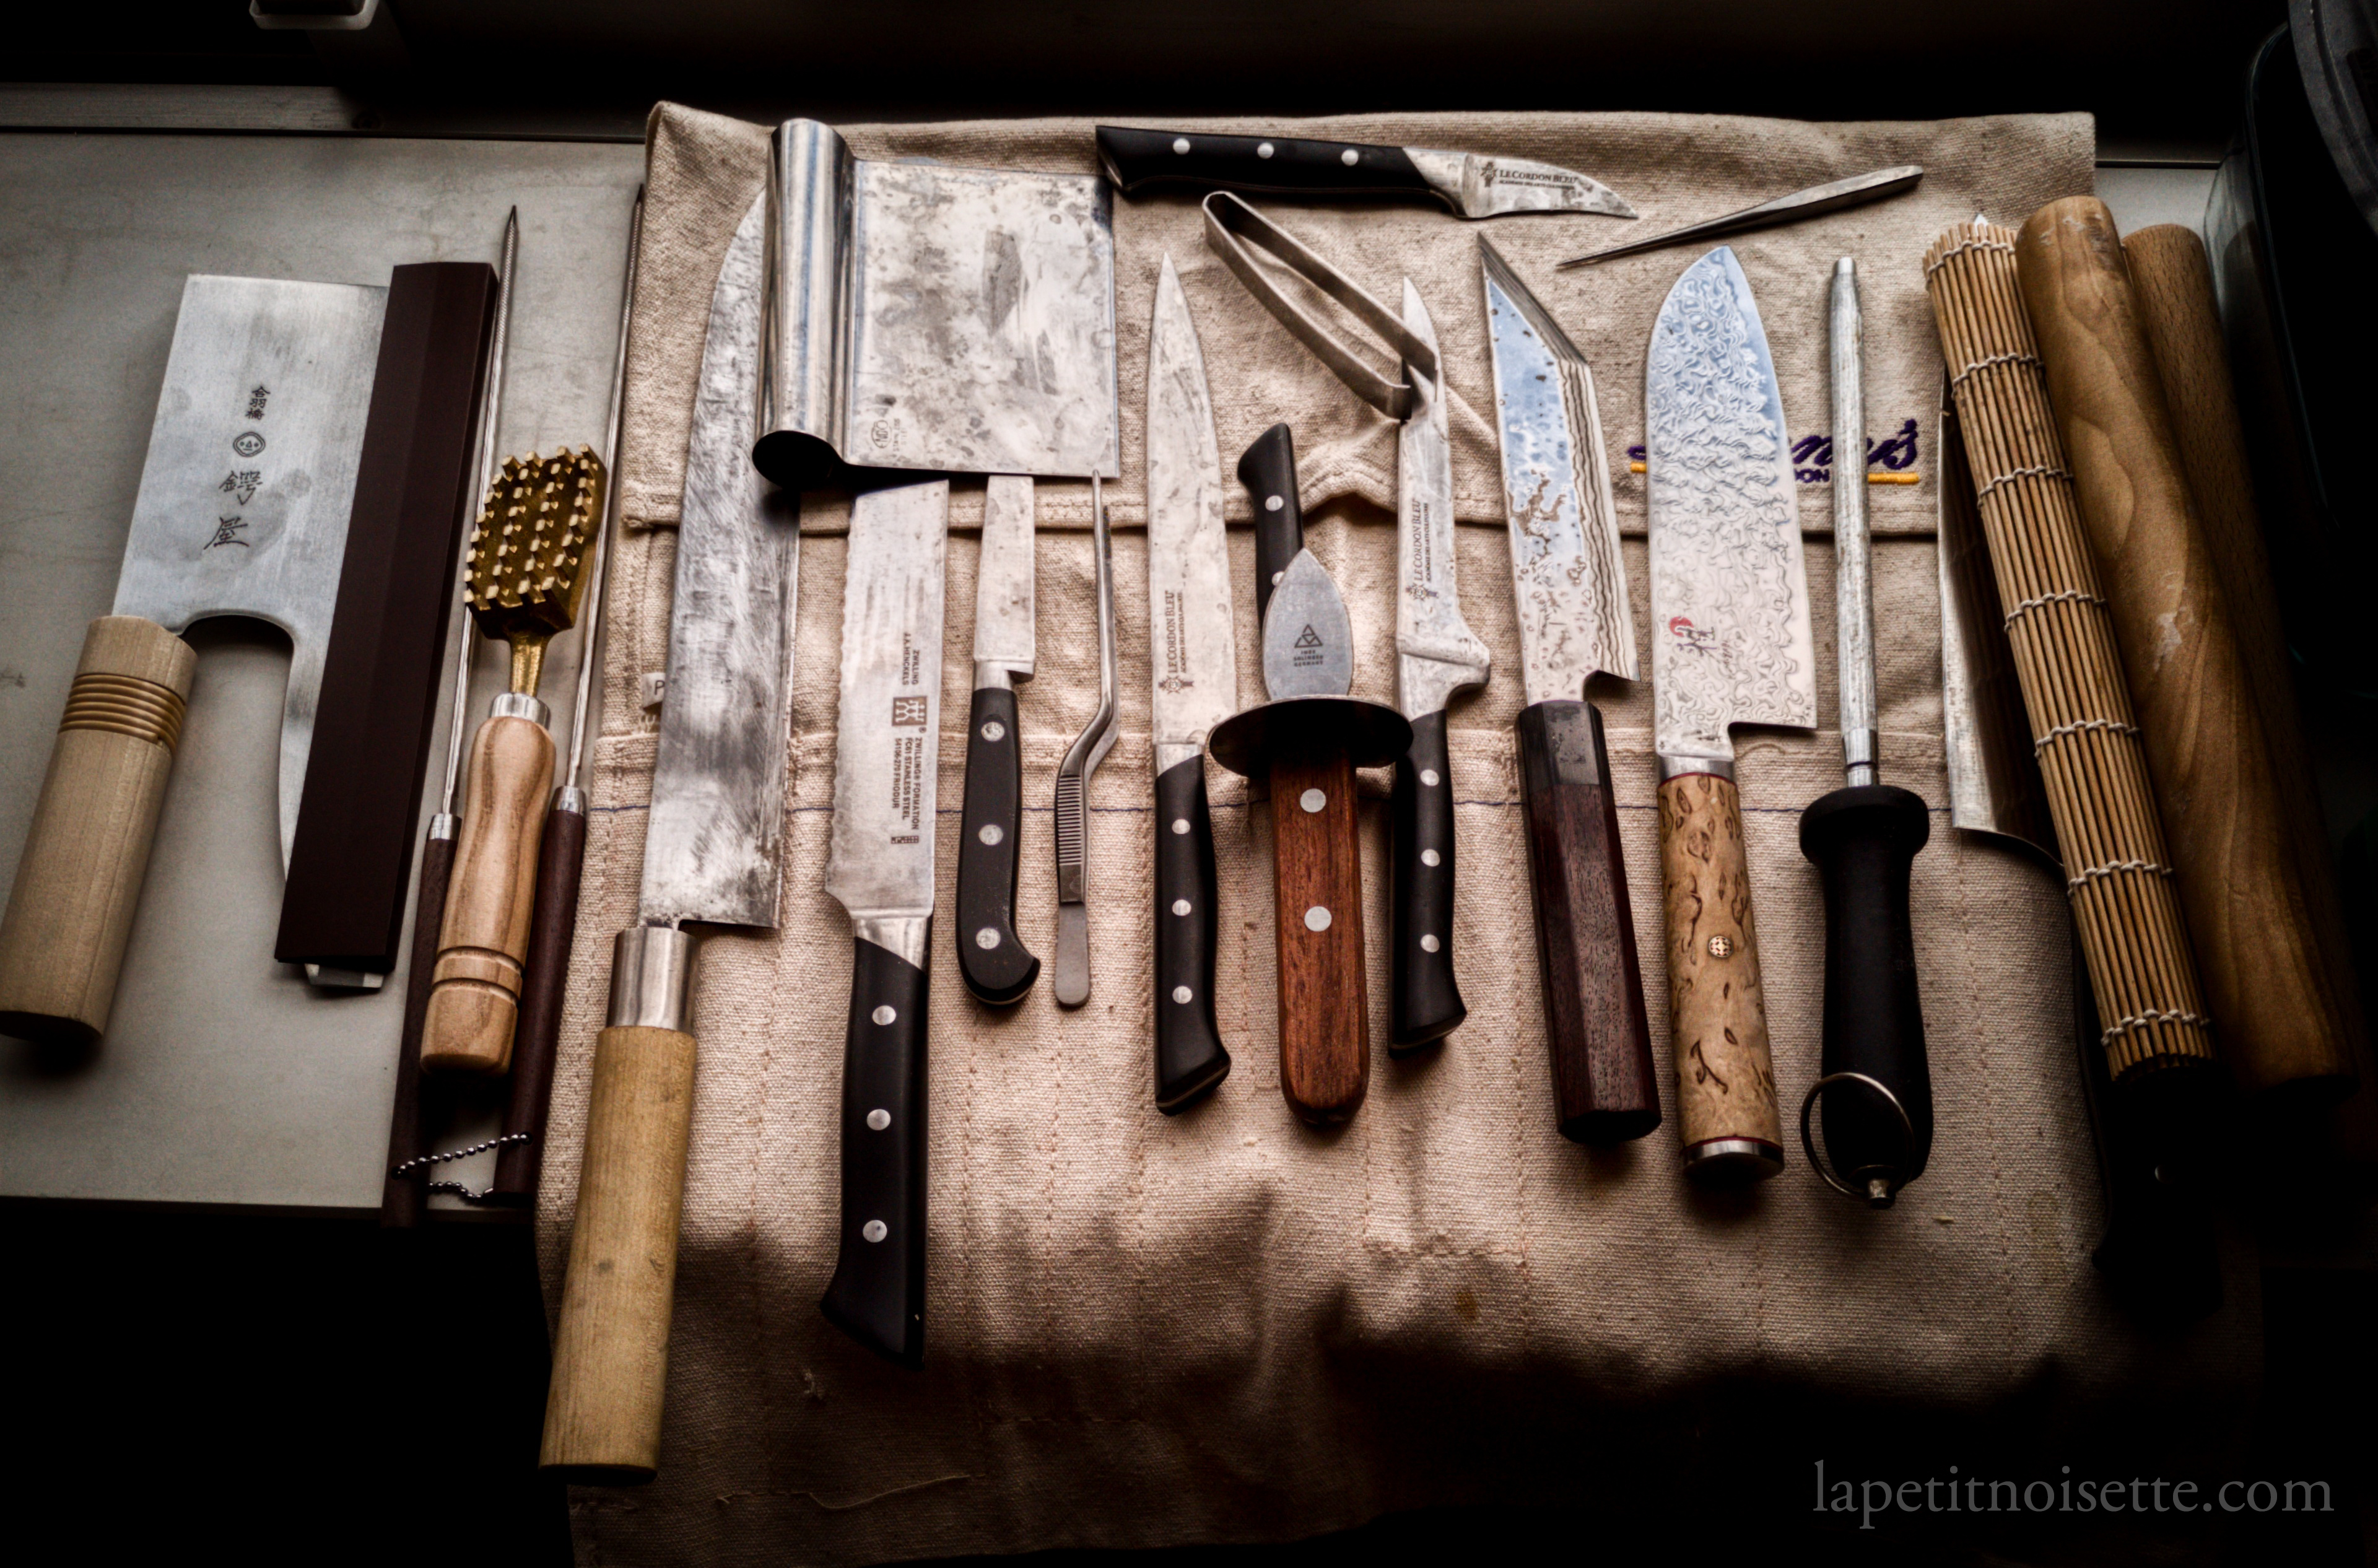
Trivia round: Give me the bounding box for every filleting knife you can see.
[1478,238,1659,1144]
[1097,125,1637,220]
[956,475,1040,1006]
[1644,245,1816,1185]
[1145,255,1235,1112]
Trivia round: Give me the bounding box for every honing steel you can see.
[1644,246,1817,1183]
[821,478,951,1367]
[1797,258,1932,1209]
[1053,477,1121,1009]
[1478,237,1658,1144]
[0,276,385,1047]
[957,475,1041,1006]
[1146,255,1237,1112]
[418,445,605,1074]
[495,189,645,1207]
[1209,467,1411,1126]
[542,189,799,1482]
[1558,165,1923,269]
[1097,124,1637,220]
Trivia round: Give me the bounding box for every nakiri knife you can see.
[1146,255,1236,1112]
[821,477,950,1369]
[1387,279,1491,1053]
[1479,237,1658,1145]
[1098,125,1637,220]
[542,189,801,1482]
[1644,245,1816,1185]
[956,474,1040,1006]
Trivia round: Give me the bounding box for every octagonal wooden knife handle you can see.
[0,615,195,1048]
[1270,749,1369,1125]
[1658,770,1782,1175]
[420,712,553,1074]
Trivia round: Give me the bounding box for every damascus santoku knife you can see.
[957,474,1040,1005]
[1479,238,1658,1144]
[1097,125,1636,220]
[1146,255,1235,1112]
[1644,245,1816,1184]
[821,477,949,1367]
[543,189,801,1481]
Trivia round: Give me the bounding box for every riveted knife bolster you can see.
[957,685,1037,1006]
[823,925,931,1368]
[1389,708,1465,1052]
[1153,749,1230,1111]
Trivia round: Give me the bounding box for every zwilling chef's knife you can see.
[1146,255,1235,1112]
[821,477,949,1368]
[1644,245,1816,1184]
[542,189,801,1481]
[1479,238,1658,1144]
[957,475,1040,1006]
[1098,126,1637,220]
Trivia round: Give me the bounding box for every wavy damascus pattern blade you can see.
[1395,279,1489,718]
[1644,246,1816,765]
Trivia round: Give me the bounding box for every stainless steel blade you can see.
[640,191,802,930]
[115,274,387,868]
[1480,238,1637,705]
[1145,253,1237,760]
[825,479,951,951]
[972,474,1035,682]
[1262,549,1355,700]
[1830,257,1878,786]
[1645,246,1816,769]
[1403,148,1637,220]
[1395,279,1490,720]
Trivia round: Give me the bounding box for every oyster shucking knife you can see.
[1644,245,1816,1184]
[956,474,1040,1006]
[1097,125,1637,220]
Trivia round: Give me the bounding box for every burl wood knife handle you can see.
[420,711,553,1074]
[1658,770,1782,1178]
[1269,749,1369,1125]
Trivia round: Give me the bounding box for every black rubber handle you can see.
[956,686,1039,1006]
[1799,784,1934,1191]
[821,932,930,1369]
[1388,708,1465,1052]
[493,794,588,1204]
[1237,423,1304,629]
[1097,126,1432,206]
[1154,755,1231,1111]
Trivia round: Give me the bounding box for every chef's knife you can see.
[821,477,949,1369]
[1147,255,1236,1112]
[957,474,1040,1006]
[1479,237,1658,1144]
[1098,126,1637,220]
[1644,245,1816,1183]
[542,189,801,1481]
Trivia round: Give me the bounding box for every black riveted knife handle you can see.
[1799,784,1935,1196]
[1098,126,1432,207]
[1389,708,1465,1052]
[821,932,930,1369]
[1237,423,1305,629]
[1154,755,1230,1111]
[956,686,1039,1005]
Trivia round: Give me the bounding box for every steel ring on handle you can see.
[1798,1070,1919,1206]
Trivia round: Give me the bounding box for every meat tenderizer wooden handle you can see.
[1658,771,1783,1180]
[419,708,553,1074]
[0,616,196,1047]
[1269,749,1370,1125]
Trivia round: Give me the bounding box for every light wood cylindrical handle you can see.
[541,1023,699,1483]
[2018,198,2353,1099]
[0,616,195,1047]
[419,712,553,1075]
[1658,771,1782,1175]
[1268,750,1370,1126]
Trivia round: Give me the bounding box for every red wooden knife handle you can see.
[1268,749,1369,1125]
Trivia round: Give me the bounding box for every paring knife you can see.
[1098,125,1637,221]
[1479,238,1658,1144]
[1644,245,1817,1184]
[541,189,801,1483]
[1053,479,1121,1009]
[821,477,950,1369]
[1147,255,1237,1112]
[1387,279,1491,1052]
[957,475,1040,1006]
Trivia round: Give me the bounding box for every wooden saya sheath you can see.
[1270,751,1370,1124]
[2016,199,2351,1098]
[419,710,554,1073]
[1659,771,1781,1159]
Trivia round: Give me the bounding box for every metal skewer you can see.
[1556,166,1923,269]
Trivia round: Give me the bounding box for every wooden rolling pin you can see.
[2016,198,2355,1102]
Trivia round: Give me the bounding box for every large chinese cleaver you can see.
[0,275,385,1047]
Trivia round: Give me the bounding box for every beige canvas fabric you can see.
[539,105,2258,1564]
